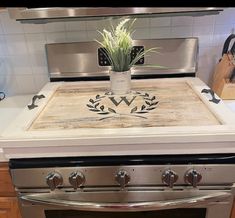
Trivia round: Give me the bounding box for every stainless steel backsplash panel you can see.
[46,38,198,79]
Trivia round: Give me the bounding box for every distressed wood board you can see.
[28,81,220,131]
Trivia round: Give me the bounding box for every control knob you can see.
[69,171,85,190]
[162,170,178,188]
[115,170,130,190]
[46,172,63,191]
[185,169,202,188]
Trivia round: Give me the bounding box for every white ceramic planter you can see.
[109,70,131,95]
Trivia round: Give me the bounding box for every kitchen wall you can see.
[0,8,235,96]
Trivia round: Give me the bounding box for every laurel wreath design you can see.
[86,94,116,115]
[86,91,159,119]
[130,92,159,114]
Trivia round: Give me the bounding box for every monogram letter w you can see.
[109,96,137,106]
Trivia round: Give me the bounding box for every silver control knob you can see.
[162,170,178,188]
[46,172,63,191]
[115,170,130,190]
[69,171,85,190]
[185,169,202,188]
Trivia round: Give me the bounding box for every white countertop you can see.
[224,101,235,113]
[0,94,34,161]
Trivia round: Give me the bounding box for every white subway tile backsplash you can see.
[171,26,193,38]
[5,34,28,55]
[198,47,215,68]
[0,74,19,96]
[150,17,171,27]
[66,31,87,42]
[45,32,67,43]
[44,22,66,33]
[86,20,105,31]
[65,21,86,31]
[22,23,44,34]
[171,16,193,26]
[0,20,3,34]
[213,24,235,46]
[193,15,216,26]
[133,18,150,28]
[33,73,50,91]
[0,35,6,56]
[193,25,214,47]
[196,67,213,86]
[26,33,46,54]
[0,56,6,74]
[0,8,235,93]
[30,53,48,75]
[215,8,235,25]
[0,12,24,34]
[5,55,33,75]
[132,28,150,39]
[87,30,100,41]
[15,74,37,94]
[150,27,171,39]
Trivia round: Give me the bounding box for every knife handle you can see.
[222,34,235,56]
[229,68,235,83]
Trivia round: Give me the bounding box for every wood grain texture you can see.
[231,199,235,218]
[0,197,22,218]
[29,80,220,131]
[0,163,16,197]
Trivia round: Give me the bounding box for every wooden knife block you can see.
[214,78,235,99]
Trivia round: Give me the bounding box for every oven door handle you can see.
[20,191,231,212]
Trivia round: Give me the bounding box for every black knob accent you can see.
[46,172,63,191]
[185,169,202,188]
[69,171,85,190]
[115,170,130,190]
[162,170,178,188]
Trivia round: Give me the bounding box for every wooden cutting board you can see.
[28,81,220,131]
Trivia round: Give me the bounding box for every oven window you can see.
[45,208,206,218]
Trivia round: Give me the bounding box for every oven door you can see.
[18,188,233,218]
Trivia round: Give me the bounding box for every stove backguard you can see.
[45,38,198,82]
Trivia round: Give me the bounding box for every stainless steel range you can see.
[9,154,235,218]
[7,37,235,218]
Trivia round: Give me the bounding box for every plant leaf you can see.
[89,99,95,104]
[131,106,137,113]
[145,101,151,106]
[141,105,146,110]
[94,103,100,108]
[151,101,159,106]
[108,108,116,113]
[146,107,156,111]
[89,109,100,112]
[98,112,110,115]
[86,104,94,108]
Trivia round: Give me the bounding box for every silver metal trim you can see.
[20,191,231,212]
[46,38,198,79]
[8,8,224,23]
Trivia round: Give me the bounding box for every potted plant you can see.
[96,18,160,95]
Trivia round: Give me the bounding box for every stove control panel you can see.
[46,172,63,191]
[98,46,145,66]
[16,164,235,191]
